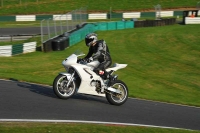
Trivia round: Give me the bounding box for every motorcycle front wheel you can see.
[53,74,76,99]
[106,80,128,106]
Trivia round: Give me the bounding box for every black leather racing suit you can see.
[84,40,112,75]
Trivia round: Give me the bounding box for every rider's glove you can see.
[88,57,93,62]
[86,57,93,63]
[77,58,82,63]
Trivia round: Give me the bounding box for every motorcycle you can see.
[53,50,128,106]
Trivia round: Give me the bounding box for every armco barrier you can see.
[0,42,37,57]
[134,18,176,28]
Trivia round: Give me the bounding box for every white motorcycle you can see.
[53,50,128,106]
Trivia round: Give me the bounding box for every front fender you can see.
[59,72,72,80]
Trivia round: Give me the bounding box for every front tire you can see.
[53,74,76,99]
[106,80,128,106]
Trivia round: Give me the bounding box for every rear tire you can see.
[53,74,76,99]
[106,80,128,106]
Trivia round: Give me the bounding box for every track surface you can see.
[0,79,199,130]
[0,27,41,36]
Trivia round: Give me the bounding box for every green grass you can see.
[0,0,199,15]
[0,24,200,107]
[0,122,200,133]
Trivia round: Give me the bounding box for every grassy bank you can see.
[0,24,199,107]
[0,0,199,15]
[0,122,200,133]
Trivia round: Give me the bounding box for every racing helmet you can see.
[85,33,97,47]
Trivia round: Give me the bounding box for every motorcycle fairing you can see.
[62,64,105,97]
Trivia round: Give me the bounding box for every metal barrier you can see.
[155,4,161,19]
[40,7,87,43]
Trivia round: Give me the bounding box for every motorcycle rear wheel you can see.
[53,74,76,99]
[106,80,128,106]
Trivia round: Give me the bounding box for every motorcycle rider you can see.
[83,33,112,79]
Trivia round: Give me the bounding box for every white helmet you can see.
[85,33,97,47]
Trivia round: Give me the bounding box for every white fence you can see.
[156,11,174,17]
[0,41,37,57]
[16,15,36,21]
[0,45,12,57]
[123,12,141,18]
[88,13,107,19]
[23,42,37,53]
[185,17,200,24]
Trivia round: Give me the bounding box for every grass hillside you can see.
[0,0,199,15]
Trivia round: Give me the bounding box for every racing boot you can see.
[99,70,110,80]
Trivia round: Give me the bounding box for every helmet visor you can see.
[85,38,94,46]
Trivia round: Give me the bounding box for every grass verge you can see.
[0,122,200,133]
[0,0,198,15]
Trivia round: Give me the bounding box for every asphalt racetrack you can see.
[0,79,200,131]
[0,27,41,36]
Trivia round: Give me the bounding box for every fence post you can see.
[41,19,44,43]
[79,8,82,25]
[47,18,51,39]
[154,4,161,19]
[66,13,68,32]
[110,7,112,21]
[54,18,57,36]
[60,15,63,34]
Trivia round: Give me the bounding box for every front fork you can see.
[66,72,75,88]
